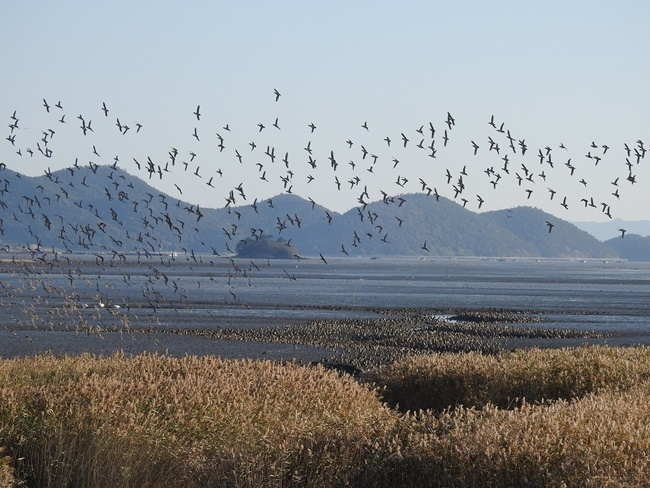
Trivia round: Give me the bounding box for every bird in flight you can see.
[546,221,554,233]
[194,105,201,121]
[401,133,409,147]
[619,228,626,238]
[274,88,281,101]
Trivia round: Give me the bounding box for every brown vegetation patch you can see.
[2,347,650,487]
[366,345,650,412]
[0,353,398,487]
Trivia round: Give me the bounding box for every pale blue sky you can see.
[2,1,649,221]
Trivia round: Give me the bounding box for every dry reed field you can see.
[367,345,650,412]
[1,346,650,487]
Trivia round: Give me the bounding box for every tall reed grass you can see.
[0,447,18,488]
[367,345,650,412]
[1,346,650,487]
[0,353,399,487]
[370,384,650,487]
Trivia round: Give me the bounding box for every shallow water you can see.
[1,255,649,358]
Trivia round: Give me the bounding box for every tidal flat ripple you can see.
[1,255,649,368]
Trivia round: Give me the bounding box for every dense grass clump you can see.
[367,345,650,412]
[0,447,18,488]
[2,347,650,486]
[379,385,650,487]
[0,353,399,487]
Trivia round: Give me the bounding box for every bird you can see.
[401,133,409,147]
[546,221,554,233]
[194,105,201,120]
[619,228,626,238]
[274,88,281,101]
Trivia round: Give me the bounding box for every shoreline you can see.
[0,306,624,370]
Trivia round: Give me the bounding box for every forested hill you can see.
[0,166,619,259]
[604,234,650,262]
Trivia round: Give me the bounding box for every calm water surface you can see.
[1,255,649,358]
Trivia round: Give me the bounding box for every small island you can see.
[235,235,299,259]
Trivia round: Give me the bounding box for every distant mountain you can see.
[290,195,615,258]
[0,165,619,259]
[604,234,650,262]
[572,218,650,241]
[481,207,616,259]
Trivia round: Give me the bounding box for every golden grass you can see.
[367,345,650,412]
[377,385,650,487]
[0,447,19,488]
[0,353,399,487]
[1,347,650,487]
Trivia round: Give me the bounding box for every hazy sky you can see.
[2,1,649,222]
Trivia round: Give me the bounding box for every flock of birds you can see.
[0,89,646,337]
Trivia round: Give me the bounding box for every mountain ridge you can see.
[0,165,626,260]
[572,219,650,241]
